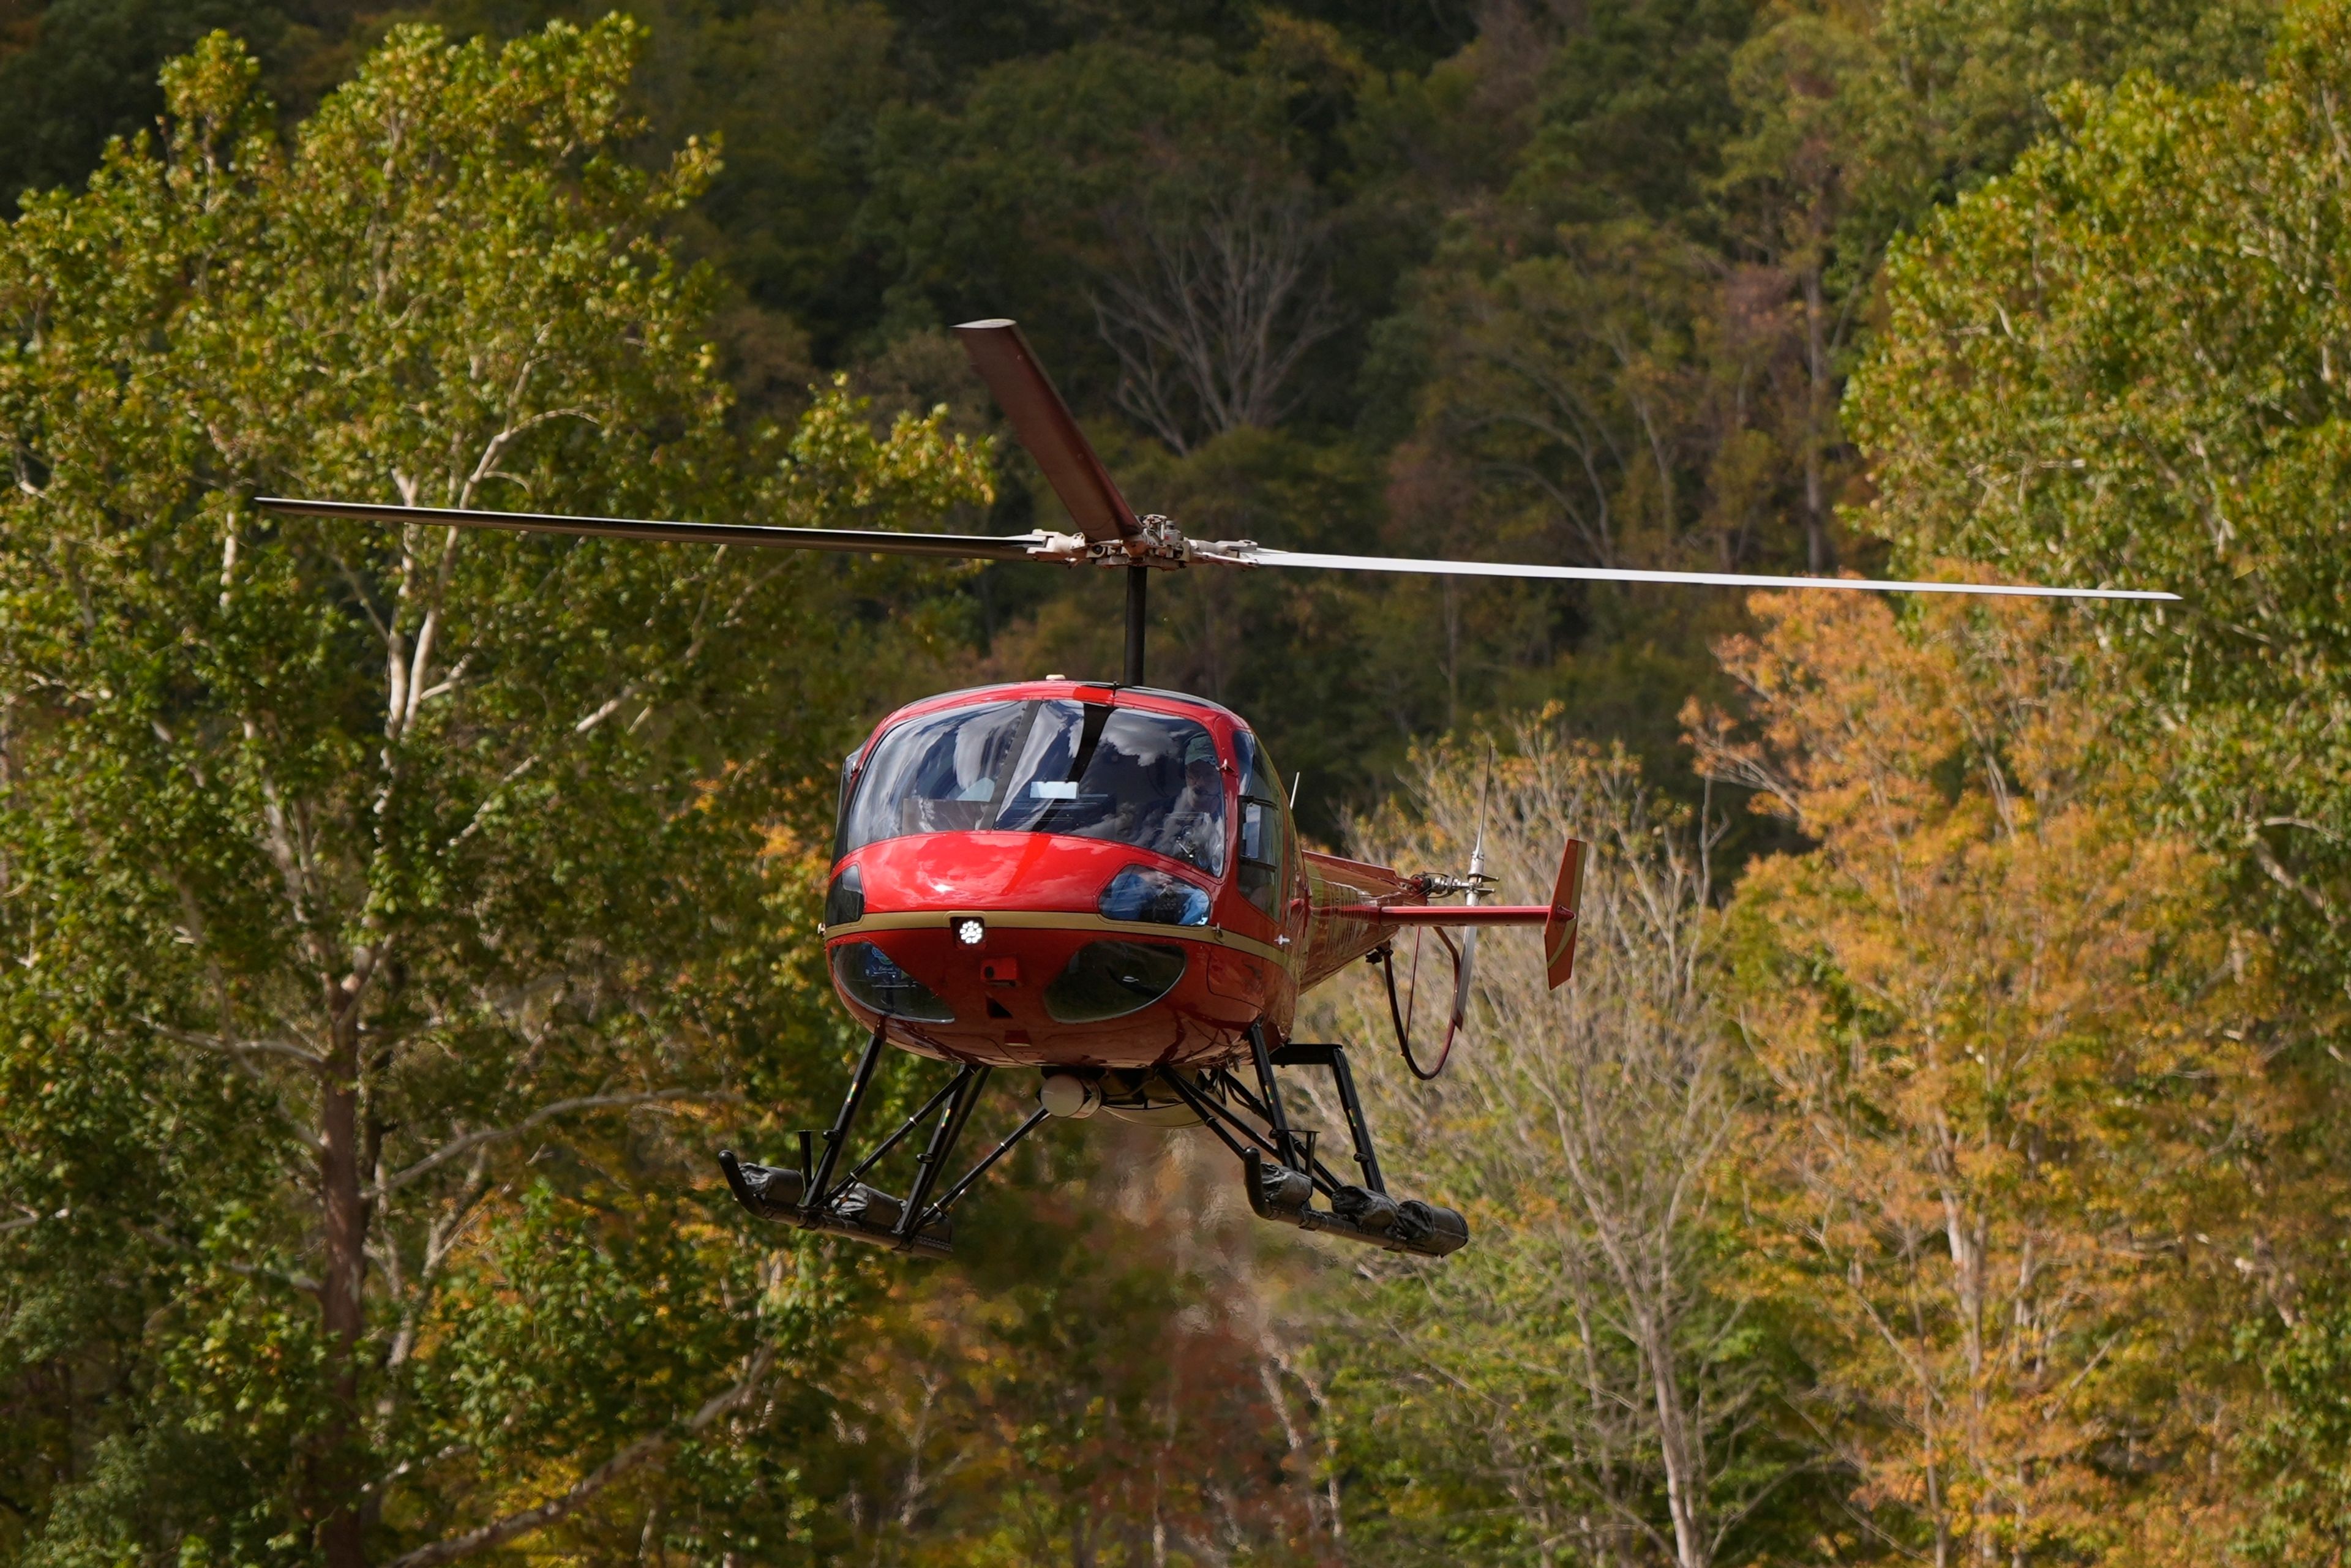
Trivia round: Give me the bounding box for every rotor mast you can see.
[1124,565,1147,686]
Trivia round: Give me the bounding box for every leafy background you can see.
[5,0,2350,1564]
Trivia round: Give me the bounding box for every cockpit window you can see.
[838,700,1228,876]
[839,700,1026,847]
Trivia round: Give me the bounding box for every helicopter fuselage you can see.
[819,680,1508,1070]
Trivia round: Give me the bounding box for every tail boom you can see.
[1302,839,1587,993]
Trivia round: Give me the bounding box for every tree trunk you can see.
[1444,579,1460,733]
[1646,1332,1707,1568]
[1801,264,1834,575]
[317,1008,371,1568]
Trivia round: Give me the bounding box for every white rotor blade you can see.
[1234,548,2177,602]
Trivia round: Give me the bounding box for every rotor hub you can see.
[1022,513,1261,571]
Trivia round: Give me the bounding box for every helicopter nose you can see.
[829,915,1243,1070]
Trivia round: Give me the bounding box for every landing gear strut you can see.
[723,1024,1465,1261]
[719,1027,1047,1259]
[1163,1024,1469,1258]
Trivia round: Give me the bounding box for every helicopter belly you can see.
[823,917,1288,1069]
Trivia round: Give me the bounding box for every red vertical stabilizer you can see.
[1543,839,1586,989]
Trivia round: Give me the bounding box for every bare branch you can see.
[1091,184,1343,451]
[0,1203,62,1236]
[1332,730,1780,1566]
[366,1441,473,1498]
[371,1089,735,1199]
[126,1221,321,1295]
[144,1017,326,1069]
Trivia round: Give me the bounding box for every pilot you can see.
[1157,735,1225,868]
[1174,745,1218,813]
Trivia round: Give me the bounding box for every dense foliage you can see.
[9,0,2351,1564]
[12,0,2275,832]
[0,21,991,1564]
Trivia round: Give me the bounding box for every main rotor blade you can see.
[1232,547,2178,602]
[953,318,1138,543]
[250,497,1048,563]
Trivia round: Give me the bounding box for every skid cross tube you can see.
[1162,1067,1351,1200]
[896,1065,991,1247]
[1164,1070,1284,1167]
[1169,1069,1346,1195]
[1189,1049,1471,1258]
[1178,1088,1260,1165]
[1210,1068,1349,1197]
[915,1105,1051,1232]
[832,1063,977,1203]
[1247,1023,1297,1169]
[1270,1042,1386,1195]
[1329,1047,1384,1193]
[720,1046,1015,1260]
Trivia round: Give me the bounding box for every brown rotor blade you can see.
[953,318,1138,542]
[250,497,1048,563]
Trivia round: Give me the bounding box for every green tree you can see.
[0,20,987,1566]
[1709,0,2278,574]
[1851,0,2351,977]
[0,0,371,208]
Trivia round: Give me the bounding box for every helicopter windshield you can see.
[839,700,1228,876]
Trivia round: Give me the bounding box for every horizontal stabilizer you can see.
[1332,902,1552,926]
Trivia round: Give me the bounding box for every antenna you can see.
[1289,770,1302,809]
[1470,746,1492,877]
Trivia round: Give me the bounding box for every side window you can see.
[1232,732,1287,920]
[833,744,864,861]
[836,745,862,826]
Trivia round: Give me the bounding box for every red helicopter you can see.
[257,320,2174,1262]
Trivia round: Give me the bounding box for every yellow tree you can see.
[1693,590,2285,1564]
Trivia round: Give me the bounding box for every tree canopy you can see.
[19,0,2351,1564]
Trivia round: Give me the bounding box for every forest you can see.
[2,0,2347,1562]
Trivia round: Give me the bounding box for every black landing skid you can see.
[720,1023,1465,1261]
[1164,1025,1469,1259]
[719,1027,1046,1261]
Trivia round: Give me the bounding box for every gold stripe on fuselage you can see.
[826,910,1291,969]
